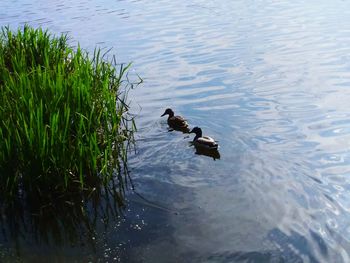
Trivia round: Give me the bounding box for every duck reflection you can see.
[194,145,221,160]
[168,125,191,133]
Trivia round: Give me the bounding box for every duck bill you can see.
[161,112,166,117]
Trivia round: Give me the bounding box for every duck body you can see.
[190,127,218,150]
[193,136,218,149]
[161,108,190,133]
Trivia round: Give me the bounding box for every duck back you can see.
[194,136,218,149]
[168,115,188,128]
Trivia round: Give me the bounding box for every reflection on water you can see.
[2,0,350,262]
[205,226,328,263]
[0,184,127,261]
[193,145,221,160]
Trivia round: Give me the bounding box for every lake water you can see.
[2,0,350,262]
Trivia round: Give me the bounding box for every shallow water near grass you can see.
[2,0,350,262]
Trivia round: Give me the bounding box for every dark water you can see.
[2,0,350,262]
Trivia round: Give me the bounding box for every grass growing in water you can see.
[0,25,137,204]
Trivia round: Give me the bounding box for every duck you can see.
[161,108,190,133]
[189,127,218,150]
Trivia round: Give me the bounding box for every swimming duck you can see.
[161,108,190,133]
[189,127,218,149]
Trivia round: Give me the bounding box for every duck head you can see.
[190,127,202,136]
[190,127,202,140]
[161,108,174,117]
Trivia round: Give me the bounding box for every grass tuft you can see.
[0,25,137,203]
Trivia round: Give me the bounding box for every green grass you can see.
[0,25,137,203]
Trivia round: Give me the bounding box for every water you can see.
[2,0,350,262]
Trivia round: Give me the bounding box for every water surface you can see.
[2,0,350,262]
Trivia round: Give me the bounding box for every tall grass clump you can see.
[0,25,136,203]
